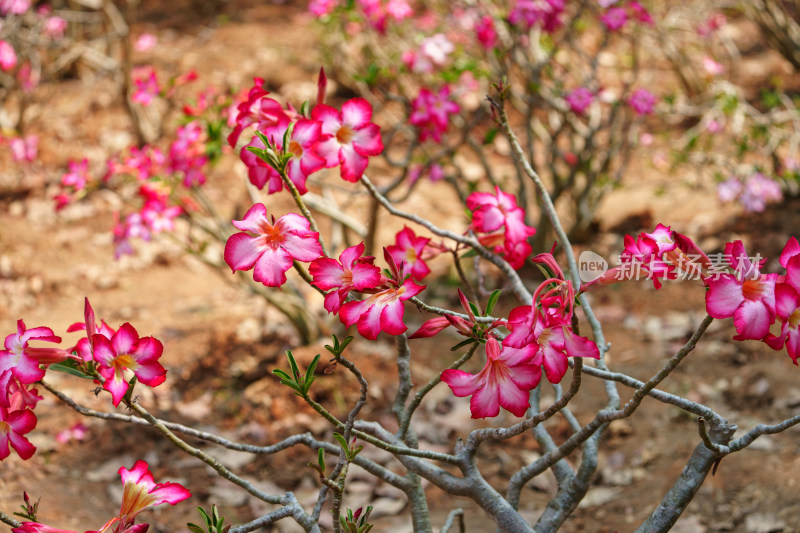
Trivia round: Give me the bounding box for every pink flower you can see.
[134,33,158,52]
[339,277,425,340]
[0,0,29,15]
[627,1,653,24]
[10,135,38,163]
[509,0,564,32]
[224,204,322,287]
[264,118,327,194]
[442,338,541,418]
[0,320,69,405]
[43,16,67,39]
[131,66,159,106]
[67,297,116,362]
[475,15,497,49]
[705,240,778,340]
[467,186,536,245]
[227,78,288,147]
[740,172,782,213]
[0,40,17,71]
[92,323,167,406]
[13,524,85,533]
[241,135,282,193]
[717,176,742,204]
[504,306,600,384]
[409,86,460,143]
[116,460,191,522]
[312,98,383,182]
[386,226,432,281]
[0,406,36,460]
[702,56,725,75]
[56,422,88,444]
[628,88,656,115]
[600,7,627,31]
[565,87,594,115]
[309,0,339,16]
[765,240,800,362]
[309,242,381,313]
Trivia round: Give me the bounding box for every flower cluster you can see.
[509,0,565,33]
[13,460,190,533]
[0,298,168,461]
[409,86,460,143]
[309,245,426,340]
[440,252,600,418]
[717,172,783,213]
[585,225,800,364]
[466,186,536,269]
[230,78,383,189]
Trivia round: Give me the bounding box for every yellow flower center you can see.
[336,125,354,145]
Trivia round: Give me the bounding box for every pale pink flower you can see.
[442,338,541,418]
[0,40,17,71]
[61,158,90,190]
[740,172,782,213]
[43,16,67,39]
[312,98,383,182]
[224,203,322,287]
[702,56,725,75]
[55,422,88,444]
[0,0,29,15]
[134,33,157,52]
[310,242,381,313]
[717,176,742,204]
[10,135,37,163]
[309,0,339,16]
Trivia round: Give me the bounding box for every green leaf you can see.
[451,338,478,351]
[339,336,354,352]
[484,289,501,316]
[333,432,349,450]
[318,447,326,471]
[49,361,92,379]
[186,525,205,533]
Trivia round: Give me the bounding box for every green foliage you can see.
[339,506,374,533]
[273,350,321,398]
[187,505,230,533]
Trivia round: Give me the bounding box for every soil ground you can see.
[1,2,800,532]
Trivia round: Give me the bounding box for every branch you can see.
[360,174,532,303]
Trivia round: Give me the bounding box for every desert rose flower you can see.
[0,406,36,460]
[442,338,541,418]
[0,320,69,405]
[386,226,432,281]
[224,203,322,287]
[565,87,594,115]
[92,323,167,406]
[0,40,17,71]
[339,277,425,340]
[312,98,383,182]
[116,460,191,522]
[628,88,656,115]
[705,240,778,340]
[310,242,381,313]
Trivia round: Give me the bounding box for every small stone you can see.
[744,512,786,533]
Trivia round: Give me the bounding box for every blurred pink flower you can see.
[134,33,158,52]
[0,40,17,71]
[628,88,656,115]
